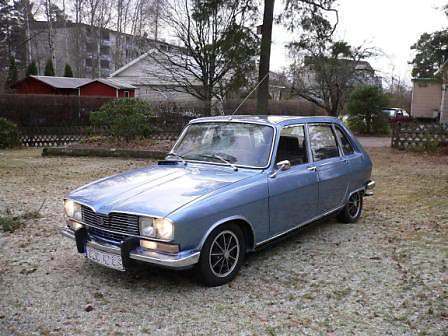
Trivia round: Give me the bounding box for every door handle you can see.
[308,166,317,172]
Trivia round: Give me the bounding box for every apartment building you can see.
[28,21,168,78]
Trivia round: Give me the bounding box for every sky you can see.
[270,0,448,86]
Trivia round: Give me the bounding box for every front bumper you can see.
[61,227,200,270]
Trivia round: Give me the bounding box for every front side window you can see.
[308,124,340,161]
[172,122,274,167]
[334,126,355,155]
[276,125,308,165]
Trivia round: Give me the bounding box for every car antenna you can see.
[231,73,269,116]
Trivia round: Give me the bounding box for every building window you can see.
[86,43,95,53]
[100,60,110,68]
[101,31,110,41]
[124,91,129,97]
[85,58,92,67]
[100,46,110,54]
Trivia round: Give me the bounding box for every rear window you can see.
[308,124,339,161]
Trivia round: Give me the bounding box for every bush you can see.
[64,64,74,77]
[347,85,390,134]
[0,117,20,148]
[90,98,156,141]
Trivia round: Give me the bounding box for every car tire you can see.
[338,191,363,223]
[196,223,246,287]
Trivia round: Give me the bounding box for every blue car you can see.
[62,115,375,286]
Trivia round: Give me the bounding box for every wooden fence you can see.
[391,122,448,149]
[18,113,191,147]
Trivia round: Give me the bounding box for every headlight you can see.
[139,217,155,237]
[139,216,174,240]
[64,200,82,221]
[154,218,174,240]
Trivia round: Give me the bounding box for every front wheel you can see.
[338,191,363,223]
[196,224,245,287]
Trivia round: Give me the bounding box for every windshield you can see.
[172,122,275,168]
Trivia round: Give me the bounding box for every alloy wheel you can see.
[347,192,361,218]
[208,230,240,278]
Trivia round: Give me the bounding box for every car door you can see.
[333,124,365,192]
[268,124,319,235]
[307,123,350,213]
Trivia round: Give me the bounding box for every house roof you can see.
[92,78,136,89]
[109,49,201,86]
[109,52,150,77]
[29,75,92,89]
[304,56,374,72]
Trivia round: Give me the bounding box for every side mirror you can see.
[270,160,291,178]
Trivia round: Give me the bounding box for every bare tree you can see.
[148,0,258,115]
[43,0,56,71]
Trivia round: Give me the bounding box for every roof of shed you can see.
[29,76,92,89]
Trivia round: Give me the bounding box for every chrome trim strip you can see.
[170,121,277,170]
[60,228,200,268]
[255,205,345,247]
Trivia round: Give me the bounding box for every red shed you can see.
[13,76,92,95]
[79,78,135,97]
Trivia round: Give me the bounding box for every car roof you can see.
[189,115,341,127]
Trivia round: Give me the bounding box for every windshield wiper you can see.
[166,152,187,165]
[199,154,238,171]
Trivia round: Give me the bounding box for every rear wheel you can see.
[197,223,245,287]
[338,191,363,223]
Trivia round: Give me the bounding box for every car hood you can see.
[67,163,260,218]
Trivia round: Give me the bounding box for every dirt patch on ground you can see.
[0,147,447,335]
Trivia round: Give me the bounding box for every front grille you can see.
[81,206,139,243]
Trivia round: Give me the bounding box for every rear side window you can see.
[308,124,339,161]
[334,126,355,155]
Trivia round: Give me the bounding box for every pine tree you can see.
[26,61,38,76]
[64,64,73,77]
[44,59,55,76]
[6,56,18,88]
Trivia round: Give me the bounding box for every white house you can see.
[109,50,201,102]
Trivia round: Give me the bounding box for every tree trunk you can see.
[257,0,275,115]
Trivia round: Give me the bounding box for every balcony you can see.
[101,40,112,47]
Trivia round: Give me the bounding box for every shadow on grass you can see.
[76,214,341,289]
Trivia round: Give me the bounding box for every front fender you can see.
[169,173,270,251]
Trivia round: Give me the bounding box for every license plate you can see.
[85,245,125,271]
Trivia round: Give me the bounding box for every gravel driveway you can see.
[0,147,447,335]
[357,136,391,148]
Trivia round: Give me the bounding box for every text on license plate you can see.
[85,245,125,271]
